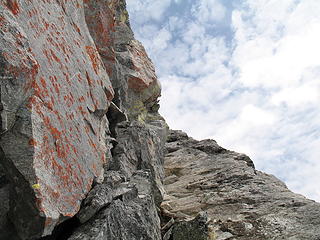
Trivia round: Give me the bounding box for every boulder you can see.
[0,0,113,238]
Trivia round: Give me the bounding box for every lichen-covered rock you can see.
[84,0,162,120]
[162,130,320,240]
[2,0,320,240]
[0,0,114,238]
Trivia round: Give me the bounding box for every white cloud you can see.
[228,0,320,201]
[192,0,227,23]
[127,0,172,23]
[152,28,172,51]
[271,84,319,107]
[128,0,320,202]
[232,0,320,89]
[240,105,276,125]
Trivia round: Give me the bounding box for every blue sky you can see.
[127,0,320,202]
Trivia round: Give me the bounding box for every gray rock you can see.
[0,185,20,240]
[77,174,137,224]
[162,130,320,240]
[0,0,114,238]
[2,1,320,240]
[170,212,210,240]
[84,0,162,122]
[69,170,161,240]
[109,120,166,206]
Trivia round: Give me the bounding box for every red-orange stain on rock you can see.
[63,72,71,84]
[31,61,40,80]
[78,96,85,102]
[44,21,50,30]
[78,106,87,115]
[56,142,66,158]
[50,49,61,64]
[105,88,114,101]
[85,126,90,134]
[7,0,20,15]
[85,1,115,78]
[40,77,47,88]
[0,16,5,28]
[73,23,81,35]
[89,91,98,108]
[43,49,52,66]
[85,71,94,86]
[85,46,100,74]
[44,217,53,228]
[127,76,149,92]
[76,73,82,83]
[71,145,78,156]
[28,138,37,146]
[53,83,60,95]
[63,93,74,108]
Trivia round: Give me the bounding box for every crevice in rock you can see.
[106,101,127,138]
[39,216,80,240]
[0,174,9,188]
[83,118,96,135]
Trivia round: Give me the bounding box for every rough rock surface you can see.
[1,0,320,240]
[161,130,320,240]
[84,0,161,120]
[69,170,162,240]
[0,0,115,238]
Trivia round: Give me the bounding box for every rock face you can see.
[0,0,320,240]
[84,0,161,121]
[161,130,320,240]
[0,0,115,238]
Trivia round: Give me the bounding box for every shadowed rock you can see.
[69,171,162,240]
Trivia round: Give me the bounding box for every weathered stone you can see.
[162,130,320,240]
[0,0,114,238]
[69,170,162,240]
[170,212,210,240]
[77,174,137,224]
[0,184,20,240]
[106,101,128,136]
[2,1,320,240]
[84,0,161,120]
[110,120,167,206]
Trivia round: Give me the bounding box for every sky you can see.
[126,0,320,202]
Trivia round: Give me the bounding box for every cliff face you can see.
[162,131,320,240]
[0,1,319,240]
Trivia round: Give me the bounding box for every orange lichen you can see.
[40,77,47,88]
[7,0,20,15]
[28,138,37,146]
[85,71,94,86]
[127,76,149,91]
[78,96,85,102]
[85,46,100,74]
[50,49,61,64]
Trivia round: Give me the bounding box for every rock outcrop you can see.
[161,130,320,239]
[0,0,114,238]
[0,0,319,240]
